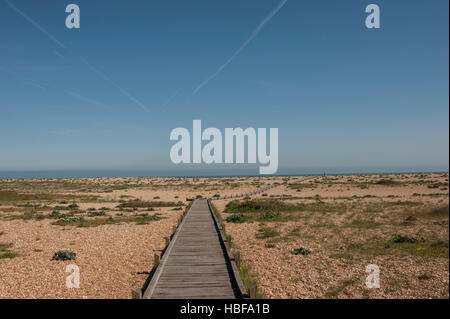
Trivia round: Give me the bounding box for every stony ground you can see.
[0,173,448,298]
[0,176,278,298]
[213,173,449,299]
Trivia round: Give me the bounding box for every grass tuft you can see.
[256,226,280,239]
[292,247,311,255]
[0,242,19,259]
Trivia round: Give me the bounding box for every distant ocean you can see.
[0,168,447,180]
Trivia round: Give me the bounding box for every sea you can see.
[0,168,447,180]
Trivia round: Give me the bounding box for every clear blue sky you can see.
[0,0,448,175]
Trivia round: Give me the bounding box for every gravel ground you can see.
[214,173,449,299]
[0,174,448,299]
[223,222,449,298]
[0,210,182,298]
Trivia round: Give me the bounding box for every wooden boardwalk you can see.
[143,199,244,299]
[210,176,318,201]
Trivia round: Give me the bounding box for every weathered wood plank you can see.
[143,199,239,299]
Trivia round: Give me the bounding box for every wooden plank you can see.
[143,199,241,299]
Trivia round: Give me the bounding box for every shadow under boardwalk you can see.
[143,199,239,299]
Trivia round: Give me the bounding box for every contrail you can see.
[78,57,149,112]
[53,51,66,60]
[3,0,149,112]
[65,90,111,110]
[0,66,112,110]
[160,89,180,108]
[193,0,288,95]
[3,0,66,49]
[28,80,46,90]
[0,66,46,90]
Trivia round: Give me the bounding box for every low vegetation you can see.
[225,199,298,213]
[52,250,76,261]
[375,179,400,185]
[87,211,106,217]
[117,199,180,208]
[0,190,96,203]
[291,247,311,256]
[256,225,280,239]
[341,236,449,259]
[226,213,249,223]
[392,235,421,244]
[0,243,19,259]
[325,279,356,298]
[224,199,350,223]
[51,213,162,227]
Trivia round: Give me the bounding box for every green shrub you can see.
[87,211,106,217]
[392,235,420,243]
[52,250,76,261]
[418,274,433,280]
[292,247,311,255]
[226,214,248,223]
[60,216,85,222]
[48,210,61,219]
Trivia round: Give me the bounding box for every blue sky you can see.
[0,0,448,175]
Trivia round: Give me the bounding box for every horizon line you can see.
[0,169,448,180]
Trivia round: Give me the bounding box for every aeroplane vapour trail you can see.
[3,0,149,112]
[193,0,288,95]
